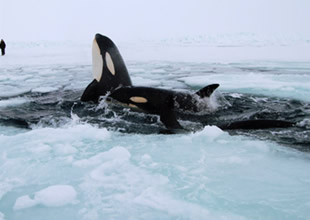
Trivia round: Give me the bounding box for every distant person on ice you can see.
[0,39,6,56]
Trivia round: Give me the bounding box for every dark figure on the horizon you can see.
[0,39,6,56]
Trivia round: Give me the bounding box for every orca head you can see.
[81,34,132,102]
[109,86,182,129]
[109,87,148,109]
[108,87,131,103]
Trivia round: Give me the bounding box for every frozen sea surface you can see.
[0,39,310,219]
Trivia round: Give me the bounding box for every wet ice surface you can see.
[14,185,78,210]
[1,124,310,220]
[1,43,310,219]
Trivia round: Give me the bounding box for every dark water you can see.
[0,88,309,151]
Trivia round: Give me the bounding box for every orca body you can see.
[81,34,132,102]
[108,84,219,129]
[81,33,296,131]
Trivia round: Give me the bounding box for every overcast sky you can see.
[0,0,309,42]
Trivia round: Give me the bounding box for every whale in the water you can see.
[81,34,132,102]
[81,34,219,129]
[81,34,296,131]
[108,84,219,129]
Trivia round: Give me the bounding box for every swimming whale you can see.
[81,34,296,131]
[108,84,219,129]
[81,34,220,129]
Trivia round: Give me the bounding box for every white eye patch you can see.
[92,39,103,82]
[105,52,115,76]
[130,96,148,103]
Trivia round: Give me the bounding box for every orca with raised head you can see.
[81,34,132,102]
[81,34,296,131]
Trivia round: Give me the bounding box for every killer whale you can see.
[81,34,296,131]
[108,84,219,129]
[81,34,132,102]
[81,33,220,129]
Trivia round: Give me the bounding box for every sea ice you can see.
[192,125,224,141]
[13,195,37,210]
[32,86,59,93]
[0,212,5,220]
[34,185,78,207]
[14,185,78,210]
[0,97,29,108]
[73,146,130,167]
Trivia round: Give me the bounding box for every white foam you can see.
[28,143,51,154]
[229,93,244,98]
[196,93,220,112]
[54,144,77,155]
[298,118,310,129]
[215,156,248,165]
[14,185,78,210]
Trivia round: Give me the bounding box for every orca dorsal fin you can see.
[195,84,219,98]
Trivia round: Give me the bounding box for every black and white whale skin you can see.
[81,33,296,131]
[81,34,220,129]
[108,84,219,129]
[81,34,132,102]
